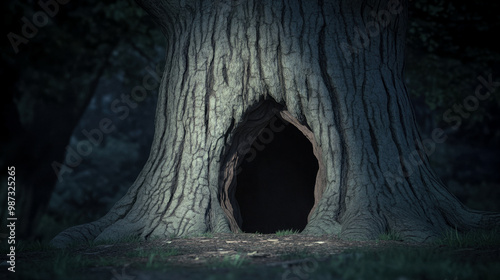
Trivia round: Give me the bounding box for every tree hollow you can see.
[219,99,325,233]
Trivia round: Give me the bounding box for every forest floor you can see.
[2,232,500,280]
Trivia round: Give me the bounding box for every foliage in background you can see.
[405,0,500,212]
[407,0,500,143]
[1,0,165,239]
[3,0,165,121]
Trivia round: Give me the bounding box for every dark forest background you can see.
[1,0,499,242]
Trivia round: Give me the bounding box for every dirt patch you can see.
[147,233,412,266]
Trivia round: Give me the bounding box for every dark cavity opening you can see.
[235,116,318,233]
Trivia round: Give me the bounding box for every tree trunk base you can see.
[51,99,500,247]
[50,0,500,248]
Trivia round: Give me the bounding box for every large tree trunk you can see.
[51,0,499,247]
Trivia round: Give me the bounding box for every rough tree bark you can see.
[51,0,499,247]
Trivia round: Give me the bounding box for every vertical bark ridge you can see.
[318,0,348,224]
